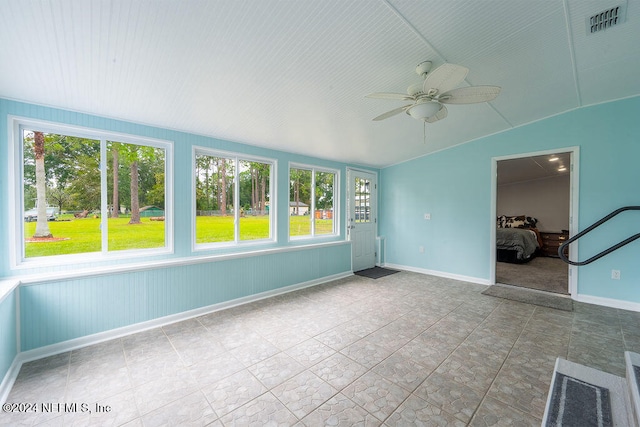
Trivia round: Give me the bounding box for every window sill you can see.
[4,240,350,289]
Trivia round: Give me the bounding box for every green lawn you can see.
[24,216,165,257]
[24,214,335,257]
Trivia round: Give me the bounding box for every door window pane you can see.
[355,177,371,223]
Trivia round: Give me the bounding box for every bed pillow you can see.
[497,215,538,228]
[504,215,526,228]
[524,216,538,228]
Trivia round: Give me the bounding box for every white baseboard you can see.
[574,293,640,312]
[0,270,352,404]
[384,263,491,286]
[0,356,21,405]
[387,263,640,311]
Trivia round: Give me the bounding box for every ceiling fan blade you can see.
[439,86,501,104]
[422,63,469,95]
[424,105,448,123]
[372,104,412,121]
[366,92,414,101]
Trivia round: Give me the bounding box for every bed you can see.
[496,215,542,263]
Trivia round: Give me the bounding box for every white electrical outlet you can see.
[419,246,425,253]
[424,213,431,220]
[612,270,621,280]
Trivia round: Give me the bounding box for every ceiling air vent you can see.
[587,4,626,34]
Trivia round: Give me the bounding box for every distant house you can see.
[139,206,165,218]
[289,201,308,216]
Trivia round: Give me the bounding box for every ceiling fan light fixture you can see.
[407,102,441,120]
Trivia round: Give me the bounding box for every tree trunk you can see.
[33,131,52,238]
[252,167,257,212]
[129,160,140,224]
[204,163,210,211]
[294,179,300,215]
[112,149,119,218]
[260,173,266,215]
[220,159,227,216]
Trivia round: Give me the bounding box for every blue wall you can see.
[380,96,640,303]
[4,94,640,387]
[0,98,358,358]
[0,98,354,276]
[19,244,351,351]
[0,290,17,385]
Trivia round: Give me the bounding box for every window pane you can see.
[239,160,271,241]
[195,154,235,244]
[289,168,312,237]
[23,129,101,257]
[107,141,166,251]
[355,177,371,223]
[315,171,335,235]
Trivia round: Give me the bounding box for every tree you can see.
[129,158,140,224]
[32,131,52,238]
[112,147,119,218]
[146,171,165,208]
[195,154,214,211]
[315,172,334,210]
[113,142,161,225]
[48,186,71,214]
[23,132,101,213]
[219,158,228,216]
[290,169,311,215]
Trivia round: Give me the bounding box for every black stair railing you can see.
[559,206,640,266]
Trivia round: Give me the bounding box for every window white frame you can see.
[8,116,174,269]
[192,146,276,251]
[288,163,340,240]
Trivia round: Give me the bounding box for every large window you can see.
[14,119,172,264]
[194,148,274,248]
[289,165,338,239]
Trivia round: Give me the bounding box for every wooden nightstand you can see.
[540,231,569,257]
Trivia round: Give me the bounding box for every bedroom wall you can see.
[0,98,358,361]
[497,174,570,232]
[380,95,640,307]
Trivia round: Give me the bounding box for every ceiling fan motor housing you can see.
[407,82,424,96]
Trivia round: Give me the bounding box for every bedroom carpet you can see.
[496,256,569,294]
[482,283,574,311]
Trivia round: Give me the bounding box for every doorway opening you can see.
[491,148,579,296]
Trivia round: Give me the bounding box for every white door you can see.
[348,169,377,271]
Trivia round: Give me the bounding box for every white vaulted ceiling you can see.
[0,1,638,168]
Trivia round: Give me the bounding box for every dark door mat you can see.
[482,284,573,311]
[545,372,612,427]
[354,267,399,279]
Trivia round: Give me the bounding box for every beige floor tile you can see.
[6,272,629,426]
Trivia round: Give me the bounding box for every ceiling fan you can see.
[366,61,501,123]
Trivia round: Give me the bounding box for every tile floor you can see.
[4,271,640,426]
